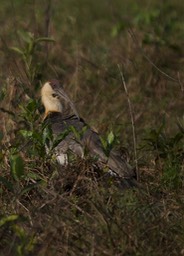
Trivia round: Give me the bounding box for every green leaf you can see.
[26,99,37,112]
[10,47,24,56]
[52,130,70,149]
[70,126,80,140]
[81,126,88,134]
[19,130,33,138]
[0,215,19,227]
[10,154,24,180]
[100,136,107,150]
[18,30,34,43]
[28,41,34,54]
[42,125,53,145]
[107,131,115,145]
[35,37,55,43]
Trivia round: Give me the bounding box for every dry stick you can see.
[117,64,139,180]
[128,28,184,90]
[44,0,51,61]
[177,72,184,92]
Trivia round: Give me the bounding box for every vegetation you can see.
[0,0,184,255]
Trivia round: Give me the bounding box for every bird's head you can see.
[41,79,79,118]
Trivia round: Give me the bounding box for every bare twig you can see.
[128,28,184,91]
[177,72,183,92]
[117,64,139,180]
[44,0,52,60]
[45,0,51,38]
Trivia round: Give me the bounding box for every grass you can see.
[0,0,184,255]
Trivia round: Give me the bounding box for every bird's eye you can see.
[52,93,58,98]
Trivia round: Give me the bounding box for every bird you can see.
[41,79,138,188]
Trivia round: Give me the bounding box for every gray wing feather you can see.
[46,113,135,179]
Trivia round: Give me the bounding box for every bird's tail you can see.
[107,149,136,178]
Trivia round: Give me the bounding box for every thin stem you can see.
[128,28,184,89]
[117,64,139,180]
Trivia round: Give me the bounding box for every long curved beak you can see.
[56,88,79,119]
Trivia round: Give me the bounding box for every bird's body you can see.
[41,80,138,187]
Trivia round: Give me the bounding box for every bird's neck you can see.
[44,109,78,121]
[42,92,63,112]
[44,110,61,120]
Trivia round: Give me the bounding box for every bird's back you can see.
[44,112,137,182]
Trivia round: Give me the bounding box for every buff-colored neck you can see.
[41,82,62,118]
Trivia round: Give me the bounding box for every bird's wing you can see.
[83,130,135,179]
[108,149,136,178]
[45,113,87,158]
[45,112,135,180]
